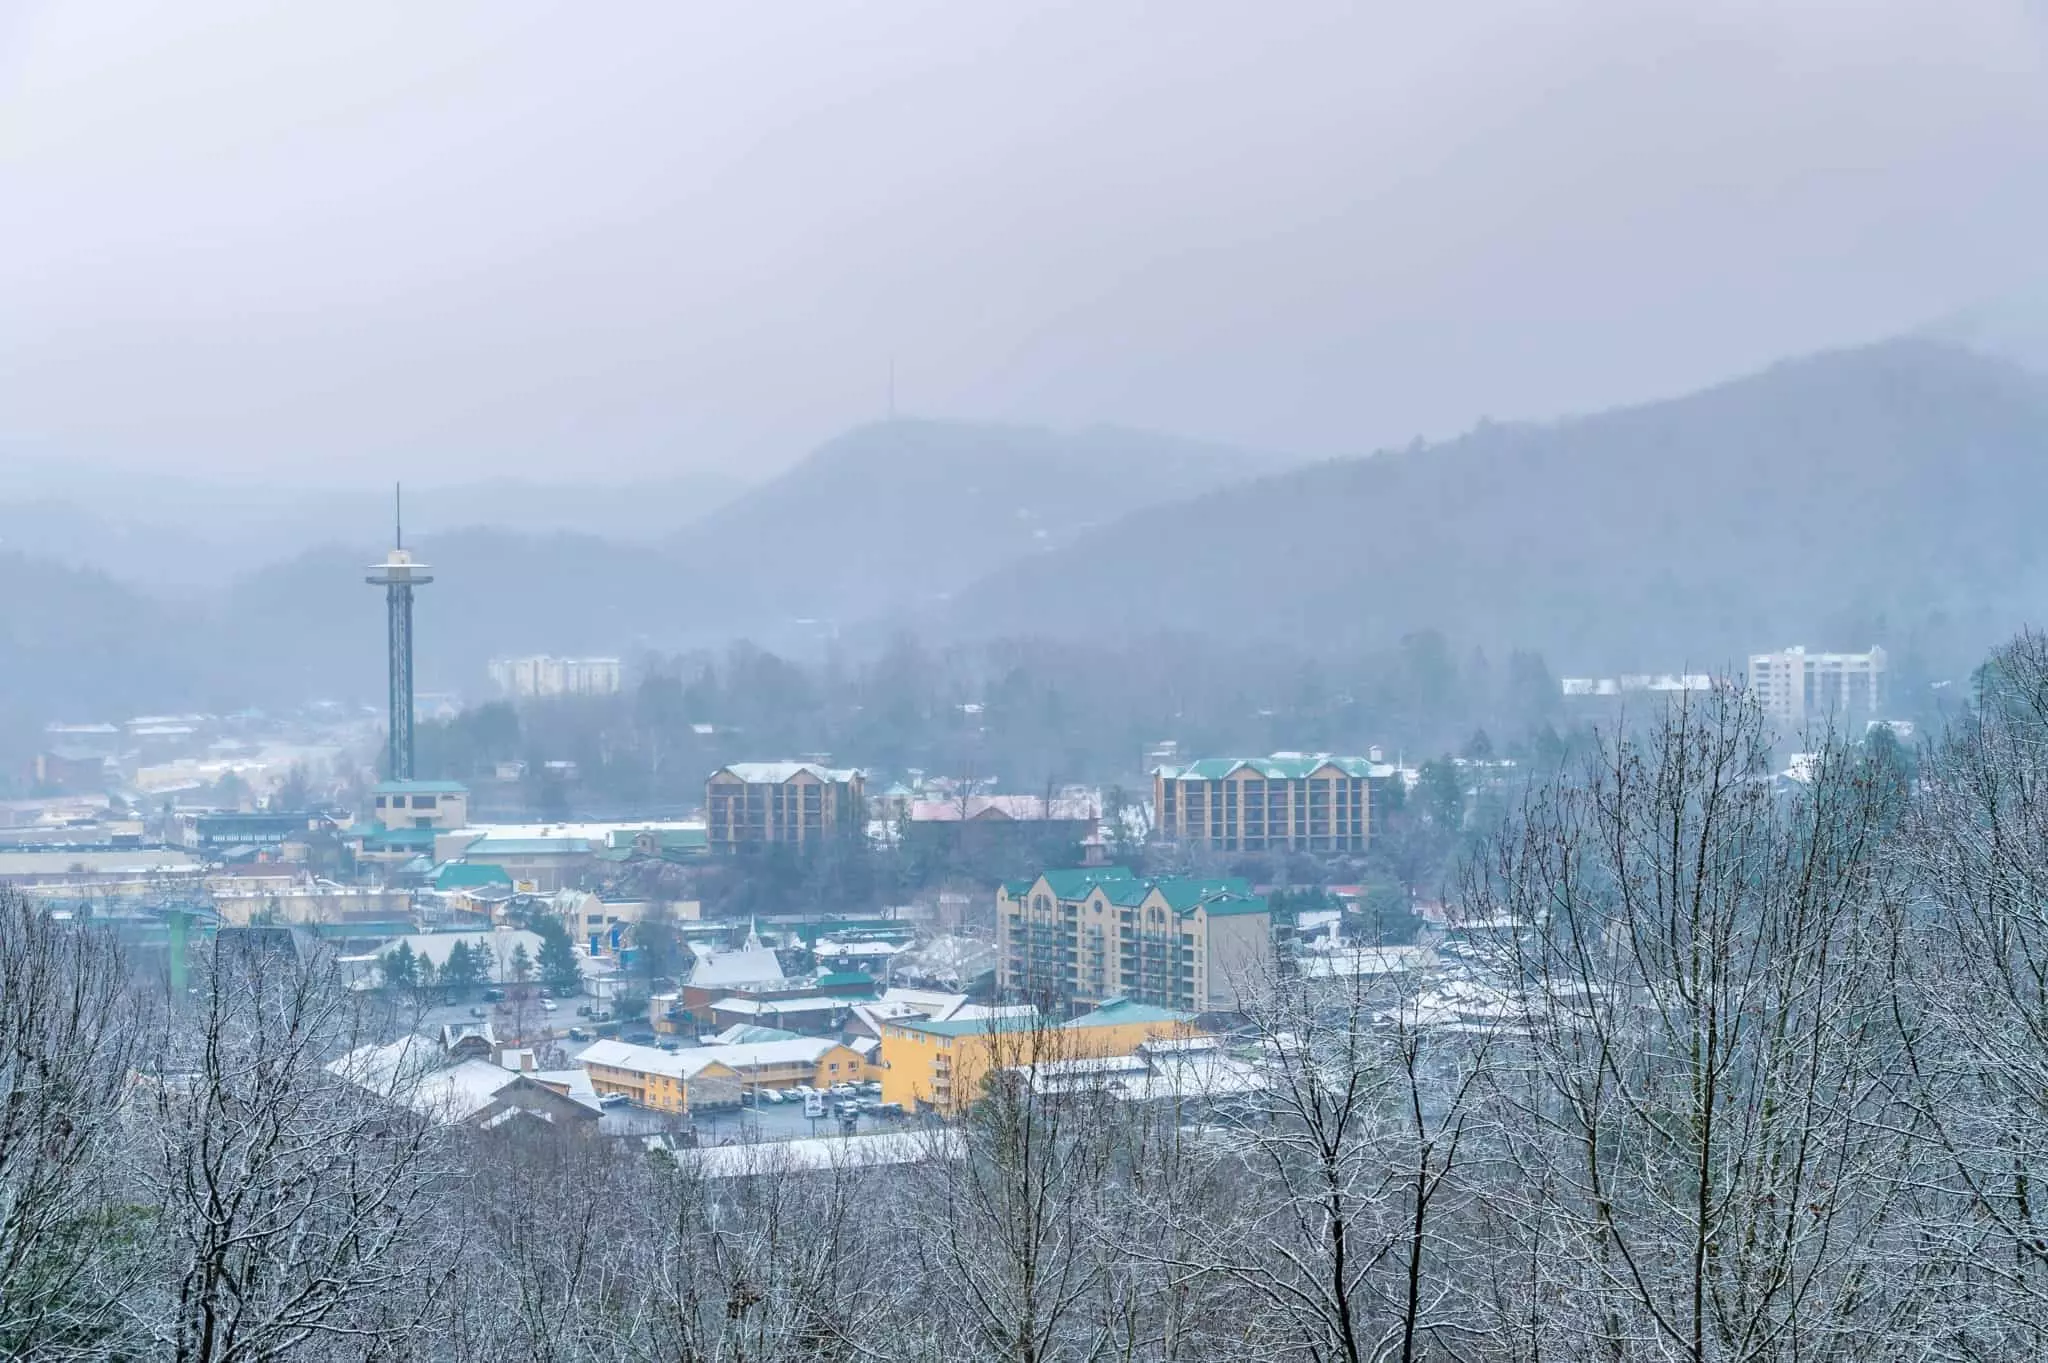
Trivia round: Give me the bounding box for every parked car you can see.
[481,988,504,1003]
[758,1089,785,1104]
[541,999,558,1012]
[599,1092,629,1108]
[860,1080,883,1095]
[467,1007,486,1019]
[567,1027,589,1041]
[876,1103,906,1117]
[575,1005,592,1018]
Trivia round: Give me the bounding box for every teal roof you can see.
[815,970,875,989]
[1021,868,1269,919]
[464,837,588,855]
[1068,997,1198,1029]
[1158,754,1374,781]
[431,861,513,890]
[372,780,470,795]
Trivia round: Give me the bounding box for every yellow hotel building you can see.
[581,1037,868,1115]
[877,998,1204,1117]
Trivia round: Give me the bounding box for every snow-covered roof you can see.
[813,939,907,960]
[329,1039,521,1122]
[709,995,841,1017]
[874,986,971,1020]
[672,1128,964,1179]
[688,947,785,990]
[580,1035,847,1079]
[716,762,861,785]
[1296,945,1436,979]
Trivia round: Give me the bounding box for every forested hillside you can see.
[948,340,2048,675]
[662,419,1287,631]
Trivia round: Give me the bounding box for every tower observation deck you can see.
[366,490,432,781]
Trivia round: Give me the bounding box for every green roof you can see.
[431,861,512,890]
[372,779,470,795]
[1019,868,1269,919]
[815,970,875,989]
[463,837,588,855]
[1158,754,1375,781]
[1068,998,1197,1029]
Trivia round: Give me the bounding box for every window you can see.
[373,795,387,809]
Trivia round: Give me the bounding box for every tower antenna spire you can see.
[395,481,403,550]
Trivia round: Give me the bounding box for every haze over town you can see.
[7,7,2048,1362]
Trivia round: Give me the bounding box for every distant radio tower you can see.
[365,484,433,781]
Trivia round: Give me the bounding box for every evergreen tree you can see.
[536,924,584,996]
[381,942,417,991]
[440,939,483,994]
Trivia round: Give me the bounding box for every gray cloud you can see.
[1,0,2044,485]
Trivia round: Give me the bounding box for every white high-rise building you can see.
[1746,646,1886,730]
[487,655,623,698]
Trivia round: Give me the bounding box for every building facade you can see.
[370,780,470,831]
[581,1037,869,1114]
[1152,754,1372,853]
[997,868,1273,1015]
[705,763,865,853]
[877,999,1205,1116]
[488,655,623,698]
[1746,646,1887,729]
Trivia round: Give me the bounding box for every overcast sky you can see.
[2,1,2046,486]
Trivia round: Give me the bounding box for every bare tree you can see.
[1463,690,1914,1363]
[131,936,459,1363]
[1895,629,2048,1354]
[905,1018,1139,1363]
[1157,960,1493,1363]
[0,892,139,1360]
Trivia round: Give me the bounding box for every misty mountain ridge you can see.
[0,466,751,594]
[4,346,2045,739]
[201,418,1287,700]
[946,338,2048,677]
[659,419,1290,630]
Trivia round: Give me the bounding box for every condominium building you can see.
[487,655,623,698]
[1152,754,1373,853]
[996,867,1274,1015]
[705,762,865,853]
[1746,646,1886,729]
